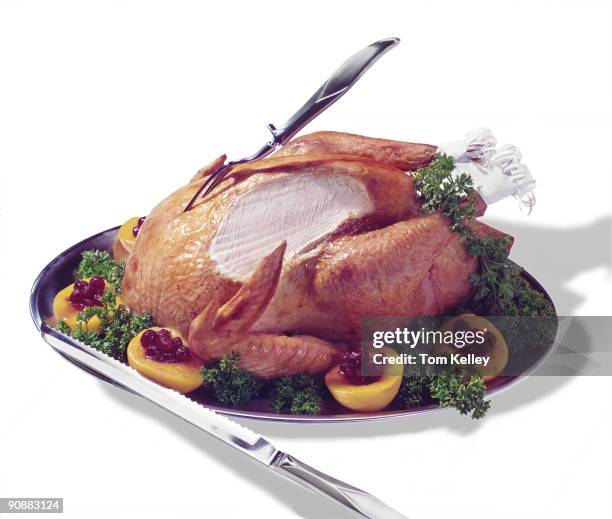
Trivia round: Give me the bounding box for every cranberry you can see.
[89,276,106,292]
[483,330,497,347]
[157,329,173,351]
[68,276,106,311]
[140,328,192,363]
[132,216,146,237]
[73,280,88,292]
[174,345,192,363]
[338,350,383,386]
[469,330,497,357]
[140,329,159,348]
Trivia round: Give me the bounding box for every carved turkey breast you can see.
[121,132,510,377]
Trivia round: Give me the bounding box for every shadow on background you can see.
[101,216,611,518]
[487,216,612,314]
[101,382,351,519]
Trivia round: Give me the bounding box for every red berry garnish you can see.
[140,328,192,363]
[68,277,106,311]
[157,329,173,351]
[89,276,105,292]
[175,346,192,363]
[132,216,146,237]
[338,350,383,386]
[140,329,159,348]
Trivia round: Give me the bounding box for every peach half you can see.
[127,327,204,394]
[325,347,404,412]
[117,216,143,253]
[112,236,129,262]
[53,278,120,332]
[437,314,509,381]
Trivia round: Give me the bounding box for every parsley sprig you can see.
[396,367,490,419]
[202,352,263,406]
[75,250,124,293]
[57,288,153,362]
[268,374,322,415]
[413,154,529,314]
[58,251,153,361]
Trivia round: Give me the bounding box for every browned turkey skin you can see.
[121,131,512,378]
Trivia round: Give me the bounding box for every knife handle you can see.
[272,452,408,519]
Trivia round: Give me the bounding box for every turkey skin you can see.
[121,132,511,377]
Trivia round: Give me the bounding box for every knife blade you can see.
[184,37,400,211]
[42,325,408,519]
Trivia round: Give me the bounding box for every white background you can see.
[1,1,611,518]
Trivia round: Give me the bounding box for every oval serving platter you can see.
[30,226,558,423]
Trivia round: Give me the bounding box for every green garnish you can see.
[413,153,476,236]
[413,154,554,317]
[202,352,263,406]
[428,371,490,419]
[57,251,152,360]
[396,367,490,419]
[395,370,430,408]
[59,289,154,362]
[269,375,322,415]
[76,250,125,293]
[406,154,557,419]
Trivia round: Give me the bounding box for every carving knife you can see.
[184,37,400,211]
[41,325,408,519]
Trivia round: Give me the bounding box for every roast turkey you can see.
[121,132,511,377]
